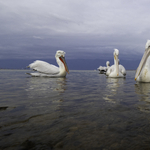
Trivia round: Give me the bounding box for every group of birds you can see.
[27,40,150,82]
[97,61,110,74]
[97,49,126,78]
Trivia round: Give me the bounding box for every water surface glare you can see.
[0,70,150,149]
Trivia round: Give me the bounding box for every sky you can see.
[0,0,150,69]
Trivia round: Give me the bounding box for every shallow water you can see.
[0,70,150,149]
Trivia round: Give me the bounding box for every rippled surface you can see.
[1,70,150,149]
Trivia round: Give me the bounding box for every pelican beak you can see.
[135,47,150,80]
[59,56,69,74]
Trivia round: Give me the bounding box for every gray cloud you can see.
[0,0,150,61]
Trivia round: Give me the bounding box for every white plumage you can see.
[106,61,110,72]
[119,64,126,76]
[29,60,59,74]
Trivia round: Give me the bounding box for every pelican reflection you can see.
[26,77,67,99]
[135,83,150,112]
[103,78,125,103]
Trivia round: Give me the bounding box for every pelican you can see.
[106,61,110,70]
[106,49,126,78]
[97,66,103,72]
[135,40,150,82]
[97,66,106,74]
[27,50,69,77]
[97,61,110,74]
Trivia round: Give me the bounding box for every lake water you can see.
[0,70,150,150]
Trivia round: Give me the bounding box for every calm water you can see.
[0,70,150,150]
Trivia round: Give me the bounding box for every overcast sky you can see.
[0,0,150,62]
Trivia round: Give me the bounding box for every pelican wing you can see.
[119,65,126,76]
[106,65,114,76]
[29,60,59,74]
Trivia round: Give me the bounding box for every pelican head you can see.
[55,50,66,58]
[135,40,150,81]
[114,49,119,56]
[55,50,69,74]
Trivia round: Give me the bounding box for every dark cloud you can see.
[0,0,150,69]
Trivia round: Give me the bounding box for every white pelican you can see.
[97,66,106,74]
[106,49,126,78]
[97,66,103,71]
[106,61,110,70]
[97,61,110,74]
[27,50,69,77]
[135,40,150,82]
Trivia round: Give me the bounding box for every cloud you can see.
[33,36,44,39]
[0,0,150,61]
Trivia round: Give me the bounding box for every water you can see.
[0,70,150,150]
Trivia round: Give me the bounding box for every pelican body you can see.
[106,49,126,78]
[27,50,69,77]
[135,40,150,82]
[119,64,126,76]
